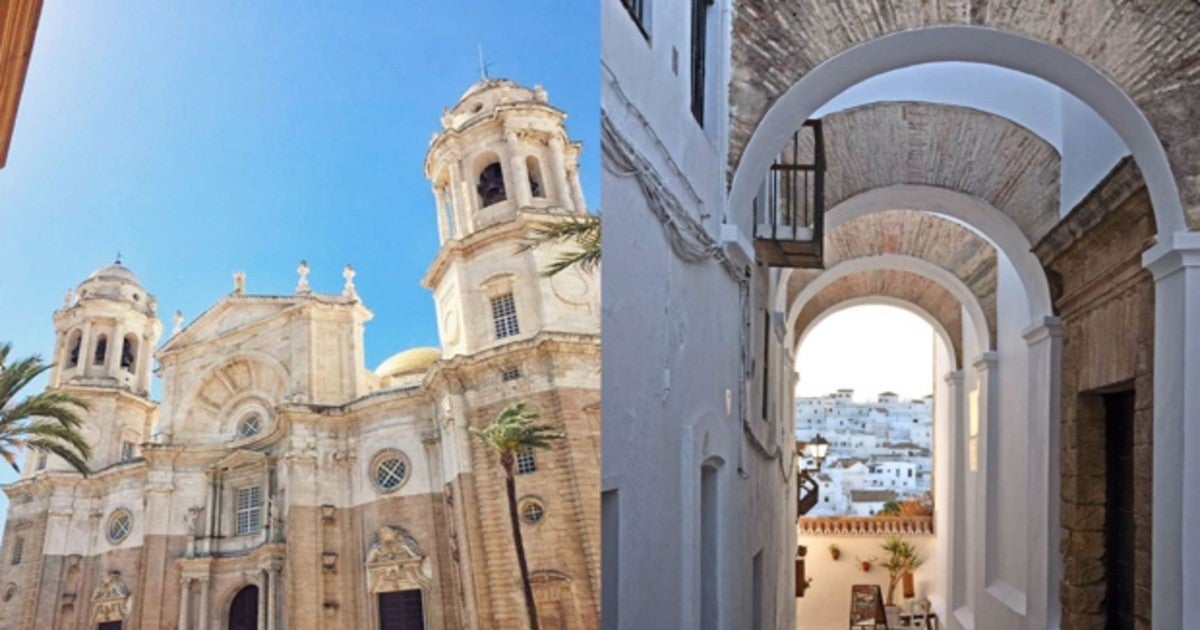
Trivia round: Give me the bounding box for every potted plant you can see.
[828,543,841,560]
[858,558,872,572]
[880,536,924,627]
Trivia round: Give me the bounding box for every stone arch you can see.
[728,22,1196,234]
[793,273,963,369]
[784,209,997,340]
[225,583,259,630]
[474,151,506,208]
[177,353,289,442]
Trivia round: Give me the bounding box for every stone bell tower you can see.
[40,260,162,472]
[422,78,598,358]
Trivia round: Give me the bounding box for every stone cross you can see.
[172,310,184,335]
[233,270,246,295]
[342,264,357,298]
[296,260,310,294]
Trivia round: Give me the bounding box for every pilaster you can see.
[1142,230,1200,629]
[1022,316,1063,628]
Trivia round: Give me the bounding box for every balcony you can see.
[753,120,825,268]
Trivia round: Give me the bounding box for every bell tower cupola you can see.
[50,260,163,397]
[424,78,587,244]
[421,80,598,358]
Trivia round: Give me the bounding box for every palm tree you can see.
[518,214,600,277]
[471,401,562,630]
[0,342,92,476]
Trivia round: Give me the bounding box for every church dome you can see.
[374,347,441,378]
[71,259,155,315]
[441,77,550,132]
[87,260,142,286]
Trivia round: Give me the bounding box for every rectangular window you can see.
[120,441,135,461]
[378,589,425,630]
[516,447,537,475]
[621,0,648,37]
[491,293,520,339]
[236,486,263,536]
[690,0,713,124]
[11,537,23,565]
[36,452,46,471]
[501,366,521,382]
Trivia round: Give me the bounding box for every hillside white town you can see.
[795,390,933,517]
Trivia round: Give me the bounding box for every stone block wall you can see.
[1035,158,1155,629]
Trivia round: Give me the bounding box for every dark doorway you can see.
[228,585,259,630]
[378,589,425,629]
[1104,390,1135,630]
[98,622,122,630]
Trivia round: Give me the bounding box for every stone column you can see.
[505,129,532,208]
[941,370,967,616]
[548,135,574,212]
[107,323,124,376]
[178,577,192,630]
[433,184,450,242]
[50,330,65,387]
[78,320,93,377]
[198,576,211,630]
[568,165,587,214]
[1144,231,1200,629]
[1022,317,1063,628]
[266,559,281,629]
[136,331,153,394]
[449,159,475,233]
[257,570,268,629]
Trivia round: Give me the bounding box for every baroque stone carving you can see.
[366,525,431,593]
[92,570,132,622]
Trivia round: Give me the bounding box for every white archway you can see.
[729,25,1186,236]
[786,255,991,358]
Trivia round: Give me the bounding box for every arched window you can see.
[228,585,259,630]
[93,335,108,366]
[120,335,137,372]
[526,156,545,198]
[477,162,507,208]
[66,329,82,368]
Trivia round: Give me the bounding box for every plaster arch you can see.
[783,209,997,340]
[798,102,1061,244]
[788,254,991,359]
[774,185,1054,323]
[728,23,1194,234]
[793,279,962,370]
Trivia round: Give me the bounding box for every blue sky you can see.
[0,3,596,506]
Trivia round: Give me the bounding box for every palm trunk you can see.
[503,456,540,629]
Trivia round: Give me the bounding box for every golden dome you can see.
[374,347,441,378]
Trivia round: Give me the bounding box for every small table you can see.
[898,611,938,629]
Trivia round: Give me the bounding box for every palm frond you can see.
[0,343,93,477]
[517,215,601,277]
[471,401,564,457]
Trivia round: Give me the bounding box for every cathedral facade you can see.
[0,79,599,630]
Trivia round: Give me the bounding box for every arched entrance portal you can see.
[228,585,259,630]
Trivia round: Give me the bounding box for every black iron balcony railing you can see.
[753,119,826,268]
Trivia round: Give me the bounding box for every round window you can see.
[520,498,546,525]
[371,451,410,493]
[107,509,132,544]
[237,414,262,439]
